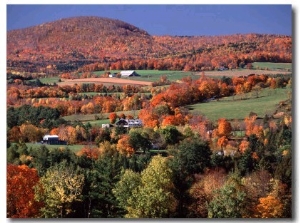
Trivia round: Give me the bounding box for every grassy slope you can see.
[63,110,140,126]
[187,88,290,122]
[252,62,292,70]
[25,143,91,153]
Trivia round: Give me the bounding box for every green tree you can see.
[113,169,141,210]
[34,161,84,218]
[128,130,152,153]
[47,147,76,167]
[169,136,212,217]
[82,154,124,218]
[160,125,182,145]
[125,155,178,218]
[27,145,50,176]
[207,174,247,218]
[238,148,257,176]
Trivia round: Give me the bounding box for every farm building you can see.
[42,134,66,145]
[101,123,114,128]
[120,70,139,77]
[115,118,143,128]
[109,73,117,78]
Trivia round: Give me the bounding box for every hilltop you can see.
[7,16,292,73]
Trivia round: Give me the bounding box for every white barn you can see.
[120,70,139,77]
[43,134,59,141]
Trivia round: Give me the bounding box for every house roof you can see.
[43,134,59,140]
[120,70,136,76]
[115,118,143,126]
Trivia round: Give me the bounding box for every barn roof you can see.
[120,70,137,76]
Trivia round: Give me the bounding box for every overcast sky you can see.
[6,4,292,36]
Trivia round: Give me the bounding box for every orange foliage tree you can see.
[7,164,43,218]
[254,195,283,218]
[138,107,159,128]
[76,146,101,159]
[244,116,264,138]
[116,135,135,157]
[217,118,232,137]
[239,140,250,154]
[217,136,229,150]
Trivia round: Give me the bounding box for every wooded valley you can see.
[7,16,292,219]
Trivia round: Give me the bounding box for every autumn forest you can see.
[7,16,292,218]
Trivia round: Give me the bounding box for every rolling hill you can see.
[7,16,292,73]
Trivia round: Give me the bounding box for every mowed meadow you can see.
[188,87,291,121]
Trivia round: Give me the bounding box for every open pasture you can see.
[187,88,290,122]
[24,143,91,153]
[53,62,292,87]
[252,62,292,71]
[199,69,291,78]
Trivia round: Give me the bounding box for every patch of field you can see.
[39,77,61,84]
[85,70,198,83]
[187,88,290,122]
[60,64,292,87]
[198,69,291,78]
[25,143,91,153]
[252,62,292,71]
[57,77,153,87]
[63,110,140,126]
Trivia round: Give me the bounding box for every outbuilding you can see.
[120,70,139,77]
[42,134,66,145]
[115,118,143,128]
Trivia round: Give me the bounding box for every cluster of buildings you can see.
[102,118,143,128]
[43,118,143,145]
[42,70,142,145]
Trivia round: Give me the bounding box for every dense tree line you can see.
[7,111,292,218]
[7,105,66,129]
[7,62,292,218]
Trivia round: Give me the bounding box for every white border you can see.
[2,1,298,223]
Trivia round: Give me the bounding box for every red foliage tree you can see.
[7,164,43,218]
[109,112,118,124]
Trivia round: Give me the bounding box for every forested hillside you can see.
[7,16,291,73]
[7,16,292,219]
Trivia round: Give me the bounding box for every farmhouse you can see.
[115,118,143,128]
[120,70,139,77]
[42,134,66,145]
[109,73,117,78]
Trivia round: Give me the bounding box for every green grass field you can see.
[187,88,291,122]
[24,62,293,86]
[252,62,292,71]
[24,143,90,153]
[63,110,140,126]
[64,87,291,125]
[92,70,199,83]
[39,77,61,84]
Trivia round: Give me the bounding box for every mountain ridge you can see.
[7,16,292,73]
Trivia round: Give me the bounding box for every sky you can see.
[6,4,292,36]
